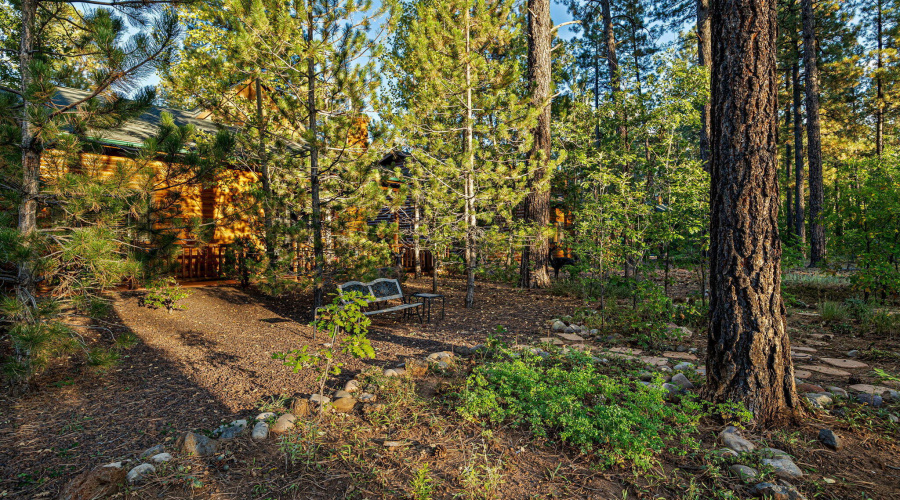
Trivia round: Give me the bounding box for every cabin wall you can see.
[40,149,258,279]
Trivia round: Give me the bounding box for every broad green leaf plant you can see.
[273,292,376,410]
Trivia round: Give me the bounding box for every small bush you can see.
[409,463,434,500]
[458,349,707,469]
[819,301,848,323]
[143,277,191,313]
[843,298,874,322]
[86,347,120,372]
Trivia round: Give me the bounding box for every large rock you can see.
[139,444,164,459]
[271,413,297,433]
[126,463,155,484]
[752,482,807,500]
[213,419,247,440]
[551,320,566,332]
[332,397,356,413]
[796,383,824,393]
[761,457,803,479]
[251,421,269,441]
[309,394,331,406]
[818,429,842,450]
[344,379,360,393]
[150,453,172,464]
[729,464,758,483]
[666,323,693,338]
[670,373,694,390]
[177,432,218,457]
[857,393,884,407]
[60,462,126,500]
[718,426,755,453]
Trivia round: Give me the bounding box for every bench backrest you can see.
[338,278,404,304]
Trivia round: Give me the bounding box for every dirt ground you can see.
[1,273,899,499]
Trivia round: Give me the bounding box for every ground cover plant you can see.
[459,348,711,468]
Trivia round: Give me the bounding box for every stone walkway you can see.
[539,319,900,407]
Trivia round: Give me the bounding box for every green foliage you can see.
[143,277,192,314]
[409,463,434,500]
[1,312,77,386]
[819,301,849,323]
[385,0,543,306]
[458,349,707,469]
[867,310,900,336]
[843,298,874,322]
[86,347,120,373]
[273,292,375,401]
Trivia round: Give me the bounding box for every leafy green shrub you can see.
[274,292,375,401]
[458,349,706,469]
[819,301,848,323]
[143,277,191,313]
[843,298,874,322]
[850,263,900,303]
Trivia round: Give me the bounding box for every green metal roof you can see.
[53,87,227,150]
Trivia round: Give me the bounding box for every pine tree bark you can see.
[697,0,712,172]
[17,0,39,302]
[801,0,825,266]
[308,11,324,312]
[464,9,476,309]
[519,0,552,289]
[256,78,277,266]
[707,0,801,425]
[791,53,805,245]
[413,200,422,279]
[601,0,620,94]
[875,0,884,157]
[784,86,794,237]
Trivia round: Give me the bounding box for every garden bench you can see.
[337,278,424,322]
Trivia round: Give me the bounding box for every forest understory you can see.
[1,272,898,500]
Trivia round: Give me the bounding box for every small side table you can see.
[411,293,445,322]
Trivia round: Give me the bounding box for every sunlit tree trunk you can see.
[17,0,39,304]
[707,0,801,425]
[464,8,476,309]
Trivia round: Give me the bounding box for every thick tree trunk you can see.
[707,0,800,425]
[801,0,826,266]
[601,0,620,94]
[309,13,324,312]
[697,0,711,172]
[520,0,552,289]
[17,0,38,303]
[791,54,805,246]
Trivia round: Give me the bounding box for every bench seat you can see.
[338,278,423,322]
